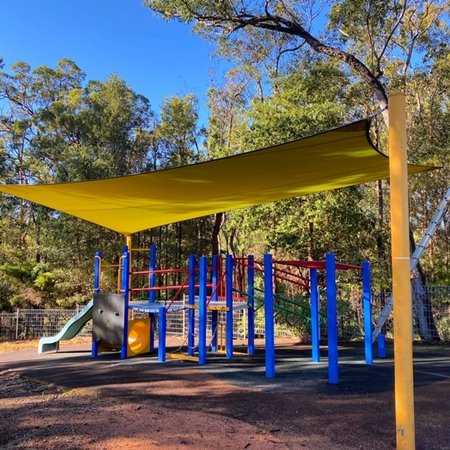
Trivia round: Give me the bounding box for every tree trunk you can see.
[212,212,224,256]
[409,229,440,341]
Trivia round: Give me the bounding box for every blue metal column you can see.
[198,256,207,365]
[94,252,102,295]
[326,253,338,384]
[120,245,130,359]
[378,334,387,358]
[310,268,320,363]
[226,254,234,359]
[211,255,219,352]
[247,254,255,355]
[158,306,166,362]
[188,255,196,357]
[362,260,373,364]
[264,253,275,378]
[149,243,157,352]
[92,251,102,358]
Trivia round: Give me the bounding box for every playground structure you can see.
[15,99,432,446]
[89,242,378,384]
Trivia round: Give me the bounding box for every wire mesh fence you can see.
[1,286,448,343]
[373,285,450,342]
[0,307,92,341]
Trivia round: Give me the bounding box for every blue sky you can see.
[0,0,227,125]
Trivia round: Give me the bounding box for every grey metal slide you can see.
[38,300,93,353]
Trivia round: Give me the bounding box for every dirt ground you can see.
[0,339,449,449]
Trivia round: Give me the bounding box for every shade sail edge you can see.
[0,119,436,235]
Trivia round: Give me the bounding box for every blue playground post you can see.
[264,253,275,378]
[94,251,102,295]
[310,268,320,363]
[92,251,102,358]
[149,243,157,352]
[247,254,255,355]
[188,255,196,357]
[198,256,207,365]
[149,243,157,303]
[326,253,338,384]
[211,255,219,352]
[226,254,234,359]
[378,333,387,358]
[158,306,166,362]
[362,260,373,364]
[121,245,130,359]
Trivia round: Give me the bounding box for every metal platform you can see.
[128,301,185,313]
[129,301,248,313]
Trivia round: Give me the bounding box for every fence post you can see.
[15,308,19,340]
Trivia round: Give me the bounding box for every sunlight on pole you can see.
[388,92,416,449]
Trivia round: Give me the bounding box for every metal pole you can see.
[149,243,157,352]
[326,253,338,384]
[389,92,416,449]
[378,333,387,358]
[211,254,219,352]
[264,253,275,378]
[158,306,166,362]
[92,252,102,358]
[188,255,196,356]
[94,251,102,294]
[15,308,19,340]
[120,243,130,359]
[310,268,320,363]
[247,254,255,355]
[198,256,207,365]
[149,243,157,303]
[362,261,373,364]
[225,254,234,359]
[126,235,132,301]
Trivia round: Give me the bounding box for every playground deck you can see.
[0,339,449,449]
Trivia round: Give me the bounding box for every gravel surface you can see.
[0,340,449,449]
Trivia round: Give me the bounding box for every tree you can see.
[145,0,446,122]
[0,59,156,308]
[145,0,449,340]
[207,74,248,255]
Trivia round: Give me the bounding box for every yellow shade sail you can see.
[0,120,431,235]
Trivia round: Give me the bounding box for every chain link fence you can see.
[1,286,448,343]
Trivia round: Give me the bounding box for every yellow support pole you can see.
[126,235,132,253]
[388,92,416,450]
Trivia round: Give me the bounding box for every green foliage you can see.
[0,58,210,310]
[156,94,203,167]
[1,0,449,326]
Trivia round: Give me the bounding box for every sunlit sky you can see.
[0,0,228,125]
